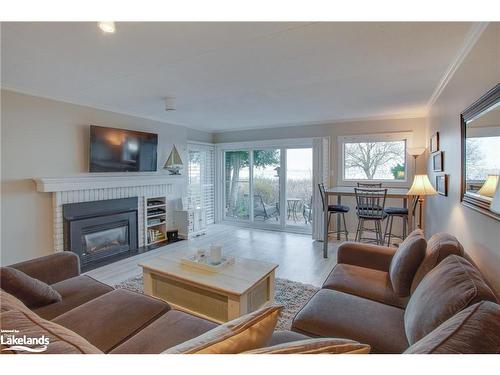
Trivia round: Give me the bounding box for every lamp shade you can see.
[407,174,438,196]
[477,175,499,198]
[407,147,426,157]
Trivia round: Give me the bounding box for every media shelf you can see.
[144,196,167,246]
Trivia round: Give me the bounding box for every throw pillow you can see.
[404,255,498,345]
[389,232,427,297]
[404,301,500,354]
[164,304,282,354]
[0,267,62,308]
[244,338,371,354]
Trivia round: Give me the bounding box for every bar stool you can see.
[383,206,409,246]
[318,183,350,241]
[354,188,387,245]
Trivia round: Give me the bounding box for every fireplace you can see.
[63,197,138,271]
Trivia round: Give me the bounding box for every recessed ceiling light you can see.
[98,22,116,34]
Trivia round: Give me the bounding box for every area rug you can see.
[114,276,319,331]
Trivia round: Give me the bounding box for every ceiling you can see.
[1,22,474,132]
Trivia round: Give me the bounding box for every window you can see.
[340,134,409,182]
[187,143,215,224]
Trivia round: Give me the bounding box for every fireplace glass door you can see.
[83,224,129,256]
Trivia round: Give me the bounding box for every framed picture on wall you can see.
[433,151,444,172]
[436,174,448,196]
[430,132,440,153]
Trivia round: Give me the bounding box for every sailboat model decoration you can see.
[163,145,183,175]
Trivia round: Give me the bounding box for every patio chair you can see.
[303,196,313,224]
[253,194,279,221]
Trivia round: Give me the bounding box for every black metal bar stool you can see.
[354,188,387,245]
[318,183,349,241]
[383,206,409,246]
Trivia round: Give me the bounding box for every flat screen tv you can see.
[89,125,158,172]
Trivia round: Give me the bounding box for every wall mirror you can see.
[461,83,500,220]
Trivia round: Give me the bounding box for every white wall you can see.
[214,117,428,236]
[425,23,500,294]
[0,90,212,265]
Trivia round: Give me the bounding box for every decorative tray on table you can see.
[180,255,235,272]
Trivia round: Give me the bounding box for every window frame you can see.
[337,132,413,187]
[187,142,216,225]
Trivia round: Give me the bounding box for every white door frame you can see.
[216,138,315,234]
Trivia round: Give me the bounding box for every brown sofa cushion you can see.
[388,231,427,297]
[292,289,408,353]
[164,304,282,354]
[33,275,114,320]
[53,289,170,353]
[110,309,218,354]
[0,290,101,354]
[405,255,498,345]
[0,267,62,308]
[244,338,371,354]
[323,263,408,308]
[410,232,464,293]
[337,242,397,272]
[405,301,500,354]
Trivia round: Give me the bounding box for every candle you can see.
[209,243,223,265]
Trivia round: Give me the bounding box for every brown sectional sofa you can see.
[292,232,500,353]
[1,252,308,354]
[2,231,500,354]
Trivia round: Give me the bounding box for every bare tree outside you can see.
[344,141,405,180]
[465,138,485,180]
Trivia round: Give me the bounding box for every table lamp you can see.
[407,174,438,229]
[490,176,500,215]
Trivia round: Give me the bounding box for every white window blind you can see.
[188,143,216,224]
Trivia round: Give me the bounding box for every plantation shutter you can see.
[312,137,330,241]
[188,143,216,224]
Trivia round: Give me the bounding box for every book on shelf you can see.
[147,208,166,216]
[147,228,166,243]
[147,218,164,226]
[147,200,164,206]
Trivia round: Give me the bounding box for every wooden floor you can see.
[86,224,341,287]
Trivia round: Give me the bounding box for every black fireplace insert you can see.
[63,197,138,271]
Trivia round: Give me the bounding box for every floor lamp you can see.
[407,175,437,230]
[407,148,426,229]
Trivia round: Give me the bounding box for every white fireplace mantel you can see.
[34,174,184,192]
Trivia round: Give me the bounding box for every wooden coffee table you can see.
[139,255,278,323]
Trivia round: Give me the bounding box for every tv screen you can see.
[89,125,158,172]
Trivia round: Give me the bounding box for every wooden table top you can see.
[325,186,410,197]
[139,254,278,296]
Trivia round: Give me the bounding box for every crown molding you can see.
[211,112,426,134]
[426,22,489,112]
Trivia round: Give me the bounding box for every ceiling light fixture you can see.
[165,97,176,111]
[98,22,116,34]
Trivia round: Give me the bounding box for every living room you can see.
[1,1,500,373]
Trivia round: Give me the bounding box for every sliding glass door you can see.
[224,151,250,220]
[286,148,313,230]
[223,145,312,233]
[253,149,281,224]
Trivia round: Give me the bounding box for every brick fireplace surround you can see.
[34,175,184,253]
